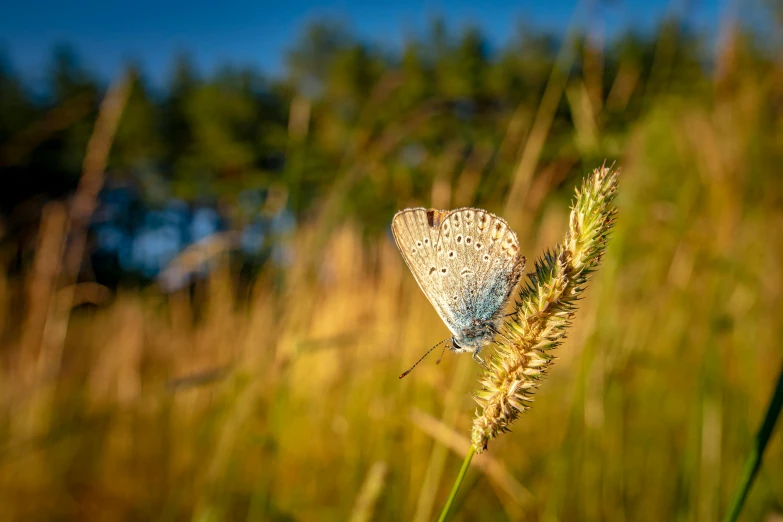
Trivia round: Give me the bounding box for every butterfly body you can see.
[391,207,525,366]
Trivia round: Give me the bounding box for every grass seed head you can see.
[471,164,619,452]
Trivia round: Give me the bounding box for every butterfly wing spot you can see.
[501,233,519,255]
[477,213,488,230]
[412,248,416,254]
[483,255,490,262]
[475,242,482,249]
[426,209,447,228]
[441,268,447,274]
[465,236,472,244]
[456,235,462,243]
[429,266,436,275]
[490,222,506,241]
[448,251,455,258]
[424,238,429,244]
[417,241,423,248]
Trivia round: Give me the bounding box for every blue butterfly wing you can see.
[435,208,524,334]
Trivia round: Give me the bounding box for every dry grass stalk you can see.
[349,461,388,522]
[409,407,535,510]
[503,4,583,221]
[18,202,67,373]
[41,74,131,375]
[0,91,94,166]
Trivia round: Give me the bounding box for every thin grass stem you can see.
[723,361,783,522]
[436,445,475,522]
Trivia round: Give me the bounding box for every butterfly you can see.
[391,207,525,376]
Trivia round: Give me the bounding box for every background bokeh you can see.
[1,1,783,520]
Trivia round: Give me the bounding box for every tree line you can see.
[0,17,774,283]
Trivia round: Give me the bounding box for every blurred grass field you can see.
[1,11,783,522]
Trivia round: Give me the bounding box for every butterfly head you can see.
[450,320,497,354]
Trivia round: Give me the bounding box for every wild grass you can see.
[1,21,783,522]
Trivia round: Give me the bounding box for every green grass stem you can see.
[436,445,475,522]
[723,361,783,522]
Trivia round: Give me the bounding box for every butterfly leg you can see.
[489,324,514,346]
[472,348,489,370]
[496,330,514,345]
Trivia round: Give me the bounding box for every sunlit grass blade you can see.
[723,361,783,522]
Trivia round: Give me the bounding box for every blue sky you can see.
[2,0,725,87]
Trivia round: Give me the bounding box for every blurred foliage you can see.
[0,17,747,238]
[0,10,783,522]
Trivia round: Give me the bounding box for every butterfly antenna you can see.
[399,338,450,379]
[435,341,449,365]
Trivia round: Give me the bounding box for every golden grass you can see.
[1,33,783,522]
